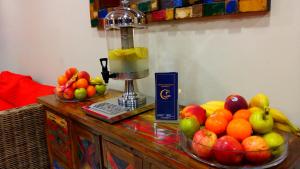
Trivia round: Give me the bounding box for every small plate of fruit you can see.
[179,93,299,168]
[55,67,107,102]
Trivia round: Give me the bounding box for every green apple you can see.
[74,88,87,100]
[95,84,106,95]
[263,132,285,156]
[249,107,274,134]
[249,106,265,114]
[180,117,200,139]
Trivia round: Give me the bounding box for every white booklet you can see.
[82,102,131,120]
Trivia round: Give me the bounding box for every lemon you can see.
[108,47,148,61]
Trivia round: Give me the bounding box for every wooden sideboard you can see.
[38,89,300,169]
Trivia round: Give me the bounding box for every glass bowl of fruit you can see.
[179,129,288,169]
[179,92,294,169]
[55,67,107,102]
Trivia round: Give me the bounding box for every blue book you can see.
[155,72,178,122]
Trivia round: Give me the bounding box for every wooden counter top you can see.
[38,89,300,169]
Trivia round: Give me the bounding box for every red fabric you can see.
[0,71,54,108]
[13,78,54,107]
[0,71,32,104]
[0,99,15,111]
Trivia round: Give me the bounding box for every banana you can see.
[200,101,225,117]
[273,122,292,133]
[249,93,270,110]
[274,122,300,137]
[269,108,300,133]
[90,76,104,85]
[269,107,289,124]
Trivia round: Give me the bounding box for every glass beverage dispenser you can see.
[100,0,151,109]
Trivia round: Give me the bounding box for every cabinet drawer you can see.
[148,163,171,169]
[102,139,142,169]
[72,123,101,169]
[46,111,73,168]
[144,158,173,169]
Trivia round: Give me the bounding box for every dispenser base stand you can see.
[83,80,154,123]
[117,80,147,108]
[83,96,154,123]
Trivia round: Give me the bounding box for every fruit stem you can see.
[264,107,270,115]
[262,107,270,120]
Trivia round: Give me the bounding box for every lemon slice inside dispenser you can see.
[108,47,148,61]
[134,47,148,59]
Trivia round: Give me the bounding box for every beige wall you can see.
[1,0,299,125]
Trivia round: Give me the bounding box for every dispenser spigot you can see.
[99,58,116,84]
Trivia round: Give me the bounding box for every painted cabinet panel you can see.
[102,139,142,169]
[71,123,101,169]
[52,156,71,169]
[46,111,73,168]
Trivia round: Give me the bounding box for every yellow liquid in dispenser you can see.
[108,47,149,73]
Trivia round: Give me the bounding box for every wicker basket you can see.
[0,104,49,169]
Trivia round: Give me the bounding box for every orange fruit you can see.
[227,119,252,141]
[213,108,233,122]
[87,85,96,97]
[205,116,228,135]
[57,75,68,86]
[71,82,77,89]
[76,78,89,88]
[233,109,252,121]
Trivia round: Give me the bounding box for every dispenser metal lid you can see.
[104,0,146,30]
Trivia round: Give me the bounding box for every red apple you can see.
[224,95,248,113]
[65,67,78,80]
[213,136,244,165]
[242,136,271,164]
[78,71,90,81]
[180,105,206,125]
[180,104,198,118]
[192,129,217,159]
[63,87,74,100]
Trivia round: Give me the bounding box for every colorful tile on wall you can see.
[160,0,174,9]
[151,8,174,21]
[192,4,203,17]
[189,0,203,5]
[151,10,168,22]
[203,1,225,17]
[151,0,159,11]
[175,6,193,19]
[90,0,271,28]
[89,0,99,27]
[138,0,152,13]
[239,0,270,12]
[225,0,238,14]
[100,0,120,8]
